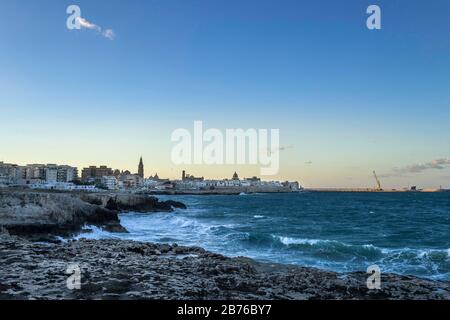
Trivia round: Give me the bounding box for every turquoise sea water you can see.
[78,192,450,280]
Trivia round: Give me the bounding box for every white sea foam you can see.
[253,215,264,218]
[275,236,325,246]
[75,225,118,240]
[273,236,384,253]
[55,236,68,243]
[417,250,428,258]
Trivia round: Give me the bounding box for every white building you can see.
[43,164,78,184]
[101,176,119,190]
[0,162,78,186]
[57,165,77,182]
[45,165,58,183]
[118,174,143,189]
[0,162,19,184]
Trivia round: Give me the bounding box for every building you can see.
[138,157,144,178]
[143,173,170,189]
[44,164,58,183]
[101,176,119,190]
[118,174,143,189]
[245,176,261,184]
[151,173,159,180]
[172,170,302,193]
[25,164,46,180]
[57,165,78,182]
[152,180,174,191]
[44,164,78,183]
[81,166,113,182]
[0,162,78,185]
[181,170,204,182]
[0,162,18,185]
[282,181,301,191]
[0,162,22,184]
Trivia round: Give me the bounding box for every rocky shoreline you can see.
[0,234,449,300]
[1,189,449,300]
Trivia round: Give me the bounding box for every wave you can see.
[277,236,325,246]
[267,235,449,277]
[270,235,384,259]
[75,225,120,240]
[272,235,450,259]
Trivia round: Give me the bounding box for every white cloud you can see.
[103,29,115,40]
[395,158,450,174]
[76,17,101,32]
[75,17,115,40]
[380,157,450,178]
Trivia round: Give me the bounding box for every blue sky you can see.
[1,0,449,188]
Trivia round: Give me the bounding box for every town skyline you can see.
[0,157,295,182]
[0,155,448,190]
[0,157,301,194]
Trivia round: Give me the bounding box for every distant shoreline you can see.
[142,188,449,195]
[143,190,300,196]
[304,188,449,193]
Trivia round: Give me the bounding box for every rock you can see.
[163,200,187,210]
[159,244,171,253]
[0,226,10,237]
[0,190,186,239]
[80,193,187,213]
[0,190,126,239]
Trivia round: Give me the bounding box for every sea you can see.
[76,192,450,281]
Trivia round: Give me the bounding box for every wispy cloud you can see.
[76,17,115,40]
[263,145,294,156]
[395,158,450,174]
[77,17,101,32]
[380,157,450,178]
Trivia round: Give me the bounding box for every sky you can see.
[1,0,449,188]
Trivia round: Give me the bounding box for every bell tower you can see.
[138,157,144,178]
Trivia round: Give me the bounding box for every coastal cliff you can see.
[0,190,186,240]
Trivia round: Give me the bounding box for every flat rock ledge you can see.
[0,235,448,300]
[79,193,186,212]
